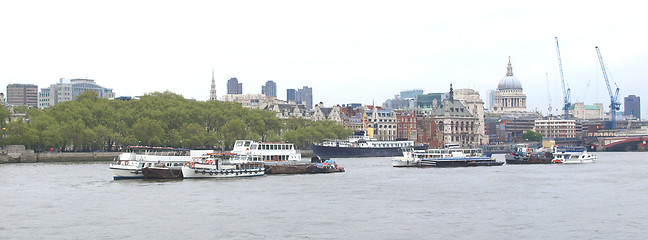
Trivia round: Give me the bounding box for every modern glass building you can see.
[286,89,296,102]
[296,86,313,109]
[624,95,641,119]
[38,78,115,108]
[262,80,277,97]
[227,77,243,94]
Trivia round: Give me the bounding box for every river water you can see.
[1,152,647,239]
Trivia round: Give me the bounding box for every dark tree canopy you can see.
[1,90,351,152]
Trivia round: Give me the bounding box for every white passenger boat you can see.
[231,140,301,161]
[551,146,596,164]
[109,146,213,179]
[392,147,425,167]
[182,153,265,179]
[392,147,502,167]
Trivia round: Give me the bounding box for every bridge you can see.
[600,136,648,151]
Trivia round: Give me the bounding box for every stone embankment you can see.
[1,145,120,164]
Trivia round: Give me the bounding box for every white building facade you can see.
[534,119,577,138]
[38,78,114,108]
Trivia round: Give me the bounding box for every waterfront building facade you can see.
[624,95,641,119]
[454,88,488,144]
[499,116,538,141]
[38,78,114,109]
[534,119,577,139]
[491,57,527,113]
[396,110,418,140]
[433,85,481,147]
[296,86,313,109]
[312,103,343,123]
[264,103,311,119]
[416,115,442,148]
[569,102,604,120]
[221,93,283,109]
[366,107,397,141]
[262,80,277,97]
[6,84,38,107]
[227,78,242,94]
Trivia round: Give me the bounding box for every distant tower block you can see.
[209,69,217,101]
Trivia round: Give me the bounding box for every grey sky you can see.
[1,1,646,118]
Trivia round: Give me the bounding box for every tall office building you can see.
[38,78,114,108]
[296,86,313,109]
[286,89,296,102]
[624,95,641,119]
[209,70,217,101]
[227,77,242,94]
[261,80,277,97]
[6,83,38,107]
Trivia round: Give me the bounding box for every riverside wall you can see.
[1,145,120,164]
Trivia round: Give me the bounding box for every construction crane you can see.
[595,46,621,130]
[555,37,571,120]
[546,73,552,115]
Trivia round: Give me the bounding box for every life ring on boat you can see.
[205,159,213,164]
[189,162,195,168]
[117,161,121,165]
[124,161,129,165]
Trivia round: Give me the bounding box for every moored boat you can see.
[142,162,184,179]
[231,140,301,161]
[392,147,502,168]
[264,162,311,174]
[313,131,428,158]
[109,146,213,179]
[551,146,596,164]
[182,153,265,179]
[505,144,554,164]
[306,159,345,173]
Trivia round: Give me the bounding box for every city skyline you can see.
[1,1,646,119]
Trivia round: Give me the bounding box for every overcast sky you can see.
[1,0,646,118]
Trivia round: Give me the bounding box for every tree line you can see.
[0,91,352,152]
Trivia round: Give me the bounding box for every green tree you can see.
[522,130,543,142]
[4,119,39,148]
[132,118,164,146]
[93,125,117,151]
[221,119,247,149]
[0,107,11,128]
[61,119,91,151]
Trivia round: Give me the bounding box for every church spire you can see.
[506,56,514,76]
[449,83,454,101]
[209,68,217,101]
